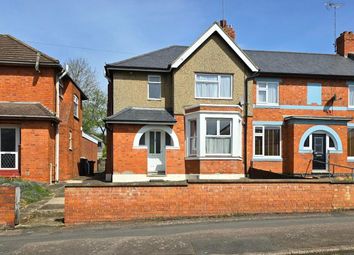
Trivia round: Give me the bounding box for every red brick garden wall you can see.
[65,181,354,225]
[0,186,17,227]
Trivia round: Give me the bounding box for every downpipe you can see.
[54,64,69,183]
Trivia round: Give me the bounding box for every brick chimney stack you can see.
[219,20,236,41]
[336,31,354,57]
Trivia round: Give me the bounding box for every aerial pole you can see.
[325,1,343,52]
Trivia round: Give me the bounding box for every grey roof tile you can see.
[0,102,58,121]
[106,43,354,77]
[106,107,176,124]
[244,50,354,76]
[107,46,188,70]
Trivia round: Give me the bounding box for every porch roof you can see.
[105,107,176,125]
[0,102,59,122]
[284,115,352,124]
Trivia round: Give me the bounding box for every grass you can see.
[0,178,52,207]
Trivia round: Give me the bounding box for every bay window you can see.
[186,113,241,158]
[0,127,19,170]
[205,119,232,155]
[256,81,279,105]
[188,120,197,156]
[254,126,281,158]
[195,74,232,99]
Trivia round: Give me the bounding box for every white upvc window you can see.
[303,133,336,151]
[185,113,242,159]
[205,118,232,155]
[195,74,232,99]
[254,126,281,158]
[73,95,79,118]
[148,75,161,100]
[0,127,20,170]
[187,120,197,156]
[256,81,279,105]
[349,85,354,107]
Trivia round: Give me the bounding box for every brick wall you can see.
[65,181,354,224]
[81,136,98,171]
[0,66,56,112]
[59,77,83,180]
[0,186,17,227]
[249,77,354,175]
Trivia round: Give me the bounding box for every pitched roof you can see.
[0,102,59,122]
[244,50,354,77]
[0,34,59,65]
[105,107,176,124]
[107,46,187,70]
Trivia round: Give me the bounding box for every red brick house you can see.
[104,21,354,182]
[0,34,88,183]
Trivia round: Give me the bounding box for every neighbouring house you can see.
[104,21,354,182]
[0,34,88,183]
[81,132,99,172]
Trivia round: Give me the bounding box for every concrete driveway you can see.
[2,212,354,254]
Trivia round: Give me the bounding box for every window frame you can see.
[253,125,282,159]
[147,75,161,100]
[73,95,79,118]
[205,118,232,156]
[194,73,233,99]
[0,126,20,170]
[187,119,198,157]
[348,85,354,108]
[302,133,337,152]
[348,128,354,159]
[69,130,73,151]
[256,81,279,106]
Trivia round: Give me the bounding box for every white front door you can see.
[147,131,165,174]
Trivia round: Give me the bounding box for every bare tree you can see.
[65,58,107,140]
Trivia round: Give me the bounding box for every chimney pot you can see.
[219,19,236,41]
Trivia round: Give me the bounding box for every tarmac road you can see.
[2,212,354,254]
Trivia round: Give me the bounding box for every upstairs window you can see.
[195,74,232,99]
[256,81,279,105]
[73,95,79,118]
[348,129,354,157]
[349,85,354,107]
[148,75,161,100]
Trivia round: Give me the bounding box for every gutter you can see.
[243,73,260,177]
[54,64,69,183]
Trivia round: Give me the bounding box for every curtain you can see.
[268,83,278,104]
[206,138,231,154]
[196,82,218,98]
[350,87,354,106]
[220,76,231,98]
[265,128,280,156]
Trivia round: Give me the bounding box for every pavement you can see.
[2,212,354,254]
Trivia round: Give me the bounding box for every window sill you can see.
[74,115,80,121]
[348,106,354,110]
[195,97,233,100]
[347,157,354,162]
[147,98,162,101]
[252,157,282,162]
[254,104,280,109]
[185,156,242,161]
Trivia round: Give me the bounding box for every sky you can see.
[1,0,354,91]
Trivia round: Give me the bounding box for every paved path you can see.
[2,212,354,254]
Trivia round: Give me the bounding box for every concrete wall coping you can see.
[64,179,354,188]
